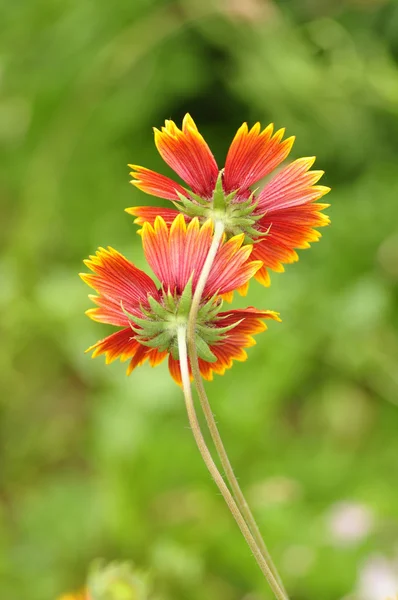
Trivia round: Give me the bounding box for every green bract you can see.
[173,171,268,243]
[122,279,241,363]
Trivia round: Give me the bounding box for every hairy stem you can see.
[187,220,288,596]
[177,327,287,600]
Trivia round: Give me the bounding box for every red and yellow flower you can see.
[57,591,88,600]
[127,114,330,287]
[81,214,279,384]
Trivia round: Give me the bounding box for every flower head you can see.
[81,215,279,384]
[57,592,88,600]
[127,114,330,287]
[87,560,149,600]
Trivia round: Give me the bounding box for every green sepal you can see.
[230,226,245,237]
[233,204,256,217]
[170,341,179,361]
[195,329,224,344]
[139,305,154,318]
[232,217,257,228]
[195,335,217,362]
[120,303,164,332]
[252,223,271,238]
[190,191,211,206]
[172,201,186,214]
[177,277,193,317]
[212,171,226,211]
[197,293,222,321]
[249,212,264,222]
[175,192,209,217]
[197,318,242,342]
[120,301,138,322]
[235,198,251,209]
[165,288,177,312]
[128,316,167,335]
[137,331,172,350]
[147,296,170,319]
[224,188,239,203]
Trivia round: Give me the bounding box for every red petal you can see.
[80,247,159,326]
[206,234,263,296]
[154,114,218,197]
[87,327,141,364]
[86,328,167,375]
[127,345,168,375]
[199,309,279,375]
[224,122,294,194]
[252,202,330,283]
[167,308,279,385]
[167,353,215,385]
[168,355,184,385]
[216,307,281,331]
[129,165,188,200]
[141,215,263,298]
[141,216,174,286]
[142,215,213,294]
[257,156,330,211]
[248,157,330,285]
[125,206,180,227]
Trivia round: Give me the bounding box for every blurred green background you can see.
[1,0,398,598]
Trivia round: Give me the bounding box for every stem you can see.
[177,327,287,600]
[187,220,288,596]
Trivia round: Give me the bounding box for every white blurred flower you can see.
[357,555,398,600]
[327,501,374,546]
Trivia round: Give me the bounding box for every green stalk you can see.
[177,327,287,600]
[186,220,288,597]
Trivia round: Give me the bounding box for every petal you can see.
[154,114,219,197]
[223,122,294,193]
[87,327,141,364]
[168,354,184,385]
[57,593,87,600]
[142,215,214,294]
[129,165,188,201]
[167,307,279,385]
[252,201,330,284]
[206,234,263,296]
[256,156,331,211]
[86,327,167,375]
[201,308,280,375]
[125,206,180,228]
[141,216,174,286]
[170,216,213,292]
[141,214,262,298]
[167,353,214,385]
[250,157,330,285]
[80,247,159,326]
[127,345,168,375]
[219,290,234,303]
[216,307,281,331]
[85,294,129,327]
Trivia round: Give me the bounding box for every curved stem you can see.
[177,327,287,600]
[187,221,288,596]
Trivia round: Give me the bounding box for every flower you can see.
[127,114,330,288]
[87,560,149,600]
[80,214,279,384]
[57,592,88,600]
[356,554,398,600]
[326,501,374,546]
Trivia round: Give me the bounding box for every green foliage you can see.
[1,1,398,599]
